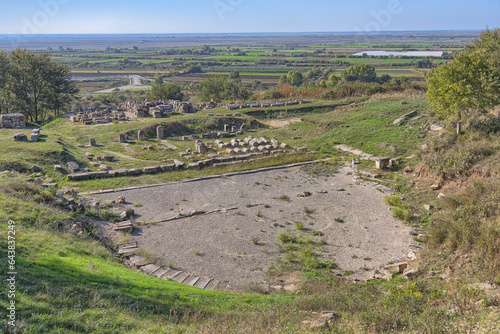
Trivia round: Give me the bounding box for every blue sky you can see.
[0,0,499,34]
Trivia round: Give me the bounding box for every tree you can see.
[153,74,164,84]
[8,49,53,122]
[229,71,240,80]
[279,74,288,84]
[198,75,249,102]
[377,74,392,84]
[327,74,338,87]
[44,61,78,116]
[341,64,377,83]
[2,49,77,120]
[427,28,500,135]
[148,82,184,101]
[229,70,241,84]
[319,79,327,88]
[279,70,303,86]
[287,70,303,86]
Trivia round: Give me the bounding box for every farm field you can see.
[0,31,469,94]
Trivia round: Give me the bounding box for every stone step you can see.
[188,276,200,287]
[204,279,219,290]
[156,268,172,278]
[114,221,133,232]
[129,255,151,268]
[120,241,137,249]
[150,266,162,276]
[195,277,212,289]
[173,272,191,283]
[165,270,183,280]
[118,247,138,256]
[182,274,196,284]
[141,264,160,275]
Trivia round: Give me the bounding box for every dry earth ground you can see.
[91,165,412,285]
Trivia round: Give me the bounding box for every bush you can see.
[295,221,304,230]
[392,207,412,222]
[278,232,296,243]
[385,195,411,222]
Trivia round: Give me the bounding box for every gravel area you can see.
[91,165,412,285]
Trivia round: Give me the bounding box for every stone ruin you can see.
[70,108,127,125]
[13,128,40,142]
[120,100,197,119]
[0,113,26,129]
[225,100,311,110]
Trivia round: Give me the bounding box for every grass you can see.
[294,221,304,230]
[385,195,412,222]
[303,207,314,216]
[278,195,290,202]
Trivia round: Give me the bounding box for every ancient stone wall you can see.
[0,113,27,129]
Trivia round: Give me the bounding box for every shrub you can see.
[392,207,412,222]
[279,195,290,202]
[384,195,405,208]
[284,242,296,252]
[295,221,304,230]
[278,232,296,243]
[304,207,314,215]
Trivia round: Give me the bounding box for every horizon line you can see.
[0,28,488,36]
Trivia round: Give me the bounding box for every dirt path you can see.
[90,165,412,286]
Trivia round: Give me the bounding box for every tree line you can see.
[0,49,78,122]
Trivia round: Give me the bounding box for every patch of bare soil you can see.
[262,117,303,128]
[90,165,412,286]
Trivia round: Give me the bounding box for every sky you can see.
[0,0,499,34]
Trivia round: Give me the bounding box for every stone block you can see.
[143,166,161,174]
[13,133,28,141]
[127,169,143,176]
[296,147,307,152]
[389,157,402,167]
[173,159,185,169]
[384,262,408,274]
[137,131,145,141]
[374,157,390,169]
[67,173,89,181]
[188,162,201,169]
[67,162,80,173]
